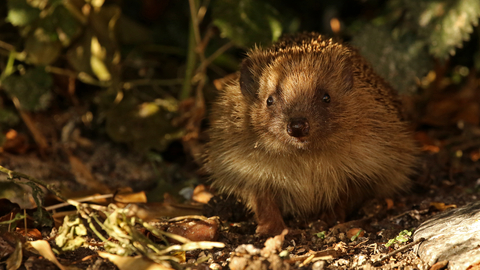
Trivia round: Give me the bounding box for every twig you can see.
[0,40,15,52]
[196,41,234,74]
[188,0,203,60]
[45,194,114,211]
[45,66,110,87]
[11,97,49,153]
[0,165,68,202]
[180,20,197,100]
[371,237,425,266]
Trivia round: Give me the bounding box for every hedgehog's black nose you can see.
[287,118,309,137]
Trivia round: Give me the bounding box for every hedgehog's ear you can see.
[239,58,259,99]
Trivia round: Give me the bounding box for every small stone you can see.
[325,236,337,244]
[235,244,261,255]
[229,257,248,270]
[311,261,325,270]
[209,262,222,270]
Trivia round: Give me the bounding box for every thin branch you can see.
[371,237,425,266]
[180,17,198,100]
[0,40,15,51]
[45,194,114,211]
[0,165,68,202]
[11,97,50,152]
[197,41,234,74]
[188,0,202,54]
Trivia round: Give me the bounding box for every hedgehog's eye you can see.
[322,93,331,103]
[266,96,274,106]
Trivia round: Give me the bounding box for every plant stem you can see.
[180,18,197,100]
[0,165,68,202]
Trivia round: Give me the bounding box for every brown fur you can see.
[204,33,418,235]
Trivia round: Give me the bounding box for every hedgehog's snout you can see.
[287,118,310,138]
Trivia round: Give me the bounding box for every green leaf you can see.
[0,109,20,126]
[104,93,182,152]
[352,25,432,93]
[385,229,412,247]
[32,207,53,228]
[7,0,41,26]
[422,0,480,58]
[51,5,83,46]
[24,33,62,65]
[2,67,53,111]
[212,0,283,48]
[315,231,326,239]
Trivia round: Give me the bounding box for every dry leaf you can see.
[98,252,172,270]
[6,239,22,270]
[68,154,111,192]
[430,202,457,211]
[385,198,394,210]
[166,217,220,242]
[26,240,76,270]
[115,191,147,204]
[192,185,214,204]
[346,228,364,239]
[15,228,42,240]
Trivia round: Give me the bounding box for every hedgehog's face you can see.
[240,51,354,153]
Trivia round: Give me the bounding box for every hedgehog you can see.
[204,33,418,235]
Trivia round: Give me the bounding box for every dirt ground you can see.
[0,74,480,270]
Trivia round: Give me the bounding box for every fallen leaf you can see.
[6,239,22,270]
[192,185,214,204]
[15,228,42,240]
[347,228,364,240]
[2,129,29,154]
[115,191,147,204]
[98,252,172,270]
[68,154,111,192]
[166,217,220,242]
[0,236,15,259]
[430,202,457,211]
[385,198,394,210]
[26,240,75,270]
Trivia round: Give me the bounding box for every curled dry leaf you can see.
[67,154,111,192]
[166,217,220,242]
[114,191,148,204]
[26,240,74,270]
[192,184,214,204]
[347,228,365,240]
[385,198,394,210]
[6,239,22,270]
[98,252,172,270]
[0,236,15,259]
[430,202,457,211]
